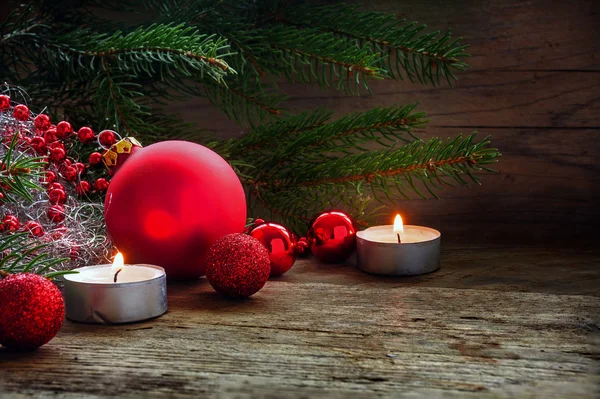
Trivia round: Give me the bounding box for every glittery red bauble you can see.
[34,114,51,131]
[13,104,30,121]
[205,233,270,298]
[24,220,44,237]
[88,152,102,166]
[0,95,10,110]
[104,141,246,279]
[0,274,64,350]
[249,222,297,277]
[98,130,117,147]
[77,126,94,144]
[94,177,109,192]
[55,121,73,139]
[47,205,66,223]
[307,211,357,263]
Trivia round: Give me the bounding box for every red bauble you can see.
[249,222,297,277]
[98,130,117,147]
[34,114,51,132]
[47,182,65,192]
[88,152,102,166]
[73,162,86,174]
[296,237,310,257]
[104,141,247,279]
[30,137,47,155]
[48,188,67,205]
[49,144,66,163]
[13,104,30,121]
[77,126,94,144]
[47,205,66,223]
[42,171,57,185]
[62,165,78,181]
[43,129,58,144]
[24,220,44,237]
[94,177,109,192]
[205,233,270,298]
[0,273,64,350]
[307,211,357,263]
[76,180,91,196]
[1,215,20,232]
[0,94,10,111]
[102,137,142,175]
[55,121,73,139]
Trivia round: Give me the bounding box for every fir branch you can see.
[0,136,46,203]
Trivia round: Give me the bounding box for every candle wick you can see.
[397,233,402,243]
[113,268,123,283]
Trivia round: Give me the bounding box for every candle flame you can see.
[393,214,404,234]
[111,252,124,274]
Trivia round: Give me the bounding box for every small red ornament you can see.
[62,165,78,181]
[29,137,47,155]
[0,273,64,350]
[98,130,117,147]
[76,181,91,196]
[77,126,94,144]
[42,170,57,185]
[205,233,271,298]
[43,128,58,143]
[47,205,66,223]
[88,152,102,166]
[47,182,65,192]
[73,162,86,175]
[296,237,310,257]
[34,114,51,132]
[55,121,73,139]
[249,222,297,277]
[23,220,44,237]
[1,215,20,232]
[13,104,30,121]
[49,144,66,163]
[48,188,67,205]
[94,177,109,192]
[307,211,357,263]
[0,94,10,111]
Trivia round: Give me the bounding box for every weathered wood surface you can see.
[1,246,599,398]
[167,0,600,245]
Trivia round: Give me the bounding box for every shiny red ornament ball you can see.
[307,211,357,263]
[73,162,86,175]
[49,144,66,163]
[94,177,109,192]
[34,114,51,131]
[0,273,64,350]
[296,237,310,257]
[43,129,58,144]
[47,205,66,223]
[48,188,67,205]
[249,222,297,277]
[24,220,44,237]
[76,181,91,196]
[42,171,57,185]
[205,233,270,298]
[88,152,102,166]
[55,121,73,139]
[77,126,94,144]
[1,215,20,232]
[13,104,30,121]
[98,130,117,147]
[62,165,78,181]
[104,140,247,279]
[30,137,47,155]
[0,95,10,111]
[47,182,65,192]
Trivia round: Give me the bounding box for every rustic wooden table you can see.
[1,244,598,398]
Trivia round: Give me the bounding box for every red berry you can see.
[73,162,86,174]
[49,146,66,163]
[43,128,58,143]
[42,170,57,185]
[88,152,103,166]
[77,126,95,144]
[94,178,110,192]
[0,95,10,111]
[1,215,20,232]
[34,114,51,132]
[55,121,73,139]
[98,130,117,147]
[76,181,91,196]
[13,104,30,121]
[48,188,67,205]
[30,137,47,155]
[23,220,44,237]
[47,205,66,223]
[62,165,78,181]
[47,182,65,192]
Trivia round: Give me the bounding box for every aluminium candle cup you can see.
[356,225,441,276]
[63,264,167,324]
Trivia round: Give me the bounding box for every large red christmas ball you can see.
[307,210,357,263]
[249,222,297,277]
[205,233,270,298]
[104,141,246,279]
[0,274,64,350]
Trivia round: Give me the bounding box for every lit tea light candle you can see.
[63,253,167,324]
[356,214,441,276]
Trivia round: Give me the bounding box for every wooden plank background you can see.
[167,0,600,246]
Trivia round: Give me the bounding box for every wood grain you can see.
[1,247,599,398]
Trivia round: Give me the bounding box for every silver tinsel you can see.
[1,85,114,270]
